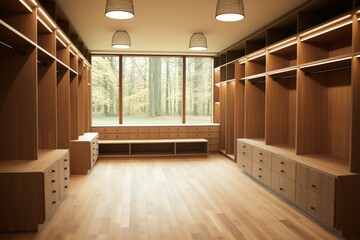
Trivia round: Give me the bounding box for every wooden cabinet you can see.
[0,150,69,232]
[70,132,99,174]
[252,147,271,168]
[271,154,296,181]
[252,162,271,186]
[236,156,252,175]
[271,172,295,202]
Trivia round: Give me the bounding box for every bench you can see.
[98,139,208,157]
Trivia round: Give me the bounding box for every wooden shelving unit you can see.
[0,0,92,232]
[214,1,360,235]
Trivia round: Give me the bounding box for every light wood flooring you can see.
[0,154,354,240]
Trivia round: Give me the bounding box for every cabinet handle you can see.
[279,188,283,191]
[243,152,245,154]
[242,165,245,167]
[258,175,262,178]
[242,146,245,148]
[310,206,316,210]
[259,152,262,155]
[260,160,263,163]
[52,201,56,204]
[259,168,262,170]
[52,190,56,193]
[64,167,67,170]
[64,177,68,180]
[65,186,68,189]
[52,180,55,183]
[311,184,316,188]
[281,162,284,165]
[64,159,68,162]
[52,170,55,173]
[281,170,285,173]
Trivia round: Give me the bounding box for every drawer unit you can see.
[129,133,160,139]
[271,172,295,202]
[58,154,70,199]
[99,133,129,140]
[160,132,187,139]
[128,127,160,133]
[252,147,271,168]
[106,127,129,133]
[296,164,335,200]
[237,140,252,159]
[187,132,218,139]
[159,126,187,132]
[296,184,334,226]
[272,154,296,181]
[252,162,271,186]
[237,155,252,175]
[44,163,60,219]
[187,126,218,132]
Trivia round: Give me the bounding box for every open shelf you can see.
[131,143,175,156]
[267,37,297,72]
[299,14,353,64]
[99,143,130,156]
[246,50,266,77]
[37,14,55,57]
[176,142,208,155]
[56,32,69,67]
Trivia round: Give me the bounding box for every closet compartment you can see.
[0,26,37,160]
[224,81,235,157]
[297,57,351,166]
[298,14,353,64]
[213,67,220,123]
[265,68,297,149]
[70,71,79,140]
[56,30,69,67]
[245,76,265,140]
[246,50,266,77]
[37,8,56,56]
[219,83,226,151]
[267,37,297,72]
[234,61,245,159]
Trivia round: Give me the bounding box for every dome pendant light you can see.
[216,0,245,22]
[112,30,131,48]
[189,33,207,51]
[105,0,134,19]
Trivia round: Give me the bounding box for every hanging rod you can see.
[273,74,297,80]
[37,60,48,68]
[0,40,27,56]
[303,65,351,76]
[251,80,266,84]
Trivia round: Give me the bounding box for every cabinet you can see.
[236,139,360,235]
[70,132,99,174]
[0,150,69,232]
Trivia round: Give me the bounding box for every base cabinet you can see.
[236,139,360,236]
[70,132,99,174]
[0,150,69,232]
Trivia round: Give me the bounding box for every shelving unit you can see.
[0,0,92,232]
[214,1,360,235]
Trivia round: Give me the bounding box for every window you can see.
[91,56,119,125]
[91,55,213,125]
[186,57,213,123]
[122,56,183,124]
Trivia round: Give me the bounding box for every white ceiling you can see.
[54,0,310,55]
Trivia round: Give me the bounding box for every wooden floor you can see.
[0,154,353,240]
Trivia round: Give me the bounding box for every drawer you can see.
[129,133,160,139]
[295,184,334,227]
[271,172,295,202]
[159,127,187,133]
[187,126,218,132]
[160,132,187,139]
[237,156,252,175]
[296,164,335,200]
[92,127,107,133]
[187,132,218,139]
[99,133,129,140]
[252,162,271,187]
[271,155,296,181]
[252,147,271,168]
[106,127,129,133]
[128,127,160,133]
[237,140,252,159]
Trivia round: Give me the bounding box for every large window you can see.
[186,58,213,123]
[91,55,213,125]
[91,56,119,125]
[122,57,183,124]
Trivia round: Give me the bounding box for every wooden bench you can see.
[98,139,208,157]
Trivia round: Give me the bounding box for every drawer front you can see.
[296,164,335,200]
[92,127,107,133]
[271,172,295,202]
[44,163,60,219]
[129,133,160,139]
[252,147,271,168]
[252,162,271,186]
[106,127,129,134]
[128,127,160,133]
[159,127,187,133]
[187,132,218,139]
[100,133,129,140]
[237,156,252,175]
[296,185,334,227]
[271,155,296,181]
[237,141,252,159]
[159,132,188,139]
[187,126,219,132]
[62,155,70,194]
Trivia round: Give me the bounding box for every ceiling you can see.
[54,0,310,56]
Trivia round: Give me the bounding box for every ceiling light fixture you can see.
[189,33,207,51]
[112,30,131,48]
[216,0,245,22]
[105,0,134,19]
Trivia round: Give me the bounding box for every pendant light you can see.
[189,33,207,51]
[112,30,131,48]
[105,0,134,19]
[216,0,245,22]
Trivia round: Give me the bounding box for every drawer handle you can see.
[52,170,55,173]
[311,184,316,188]
[260,160,263,163]
[65,177,68,180]
[279,188,283,191]
[52,190,56,193]
[310,206,316,210]
[65,186,68,189]
[64,159,68,162]
[242,146,246,148]
[281,162,284,165]
[259,153,262,155]
[52,180,55,183]
[258,175,262,178]
[64,167,67,170]
[243,152,246,154]
[242,165,245,167]
[259,168,262,170]
[281,170,285,173]
[52,201,56,204]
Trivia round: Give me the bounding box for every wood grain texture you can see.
[70,74,79,140]
[225,81,235,154]
[0,154,344,240]
[219,84,227,150]
[351,57,360,172]
[57,69,71,149]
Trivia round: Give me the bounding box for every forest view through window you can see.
[91,55,213,125]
